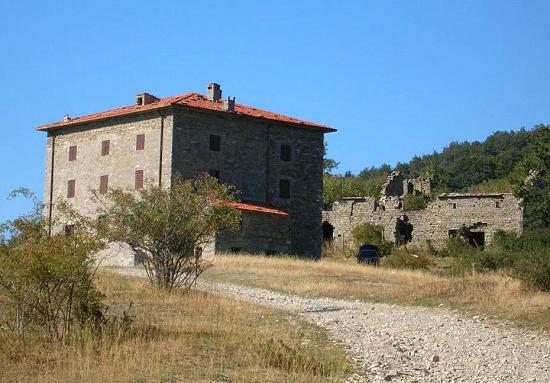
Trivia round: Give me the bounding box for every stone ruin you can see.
[322,171,523,250]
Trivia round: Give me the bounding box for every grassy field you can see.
[0,272,350,383]
[203,254,550,331]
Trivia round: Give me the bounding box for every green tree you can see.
[511,125,550,227]
[100,174,241,292]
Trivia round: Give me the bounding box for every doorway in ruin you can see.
[468,232,485,248]
[395,215,413,246]
[322,221,334,242]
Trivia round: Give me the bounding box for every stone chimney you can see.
[136,92,159,106]
[223,96,236,112]
[207,83,222,102]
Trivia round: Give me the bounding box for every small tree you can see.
[352,223,393,255]
[0,190,106,341]
[101,174,241,292]
[402,194,428,211]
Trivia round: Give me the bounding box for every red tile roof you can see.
[223,200,290,217]
[36,92,335,132]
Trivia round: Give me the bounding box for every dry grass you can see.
[0,272,350,383]
[204,254,550,331]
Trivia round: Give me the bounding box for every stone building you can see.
[38,83,335,259]
[322,172,523,249]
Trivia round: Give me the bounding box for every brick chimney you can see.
[223,96,236,112]
[136,92,159,106]
[207,83,222,102]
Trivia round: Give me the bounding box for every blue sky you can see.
[1,0,550,222]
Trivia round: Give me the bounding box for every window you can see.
[64,224,75,236]
[209,135,220,152]
[101,140,110,156]
[279,179,291,199]
[67,179,75,198]
[135,169,144,190]
[280,144,291,161]
[208,169,220,181]
[452,203,457,209]
[99,175,108,194]
[495,201,500,208]
[69,145,77,161]
[136,134,145,151]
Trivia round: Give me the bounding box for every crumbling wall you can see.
[322,192,523,250]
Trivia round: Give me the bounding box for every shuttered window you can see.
[135,169,144,190]
[99,175,109,194]
[209,135,220,152]
[280,144,291,161]
[136,134,145,151]
[279,179,291,199]
[69,145,77,161]
[101,140,110,156]
[67,179,75,198]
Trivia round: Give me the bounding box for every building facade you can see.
[38,83,335,259]
[322,172,524,249]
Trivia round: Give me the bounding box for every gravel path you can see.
[114,268,550,383]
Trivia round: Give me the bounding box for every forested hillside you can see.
[325,124,550,227]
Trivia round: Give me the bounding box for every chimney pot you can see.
[136,92,159,106]
[63,114,71,122]
[223,96,236,112]
[207,83,222,102]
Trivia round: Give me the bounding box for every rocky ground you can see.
[115,268,550,382]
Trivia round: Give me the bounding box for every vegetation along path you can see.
[117,267,550,383]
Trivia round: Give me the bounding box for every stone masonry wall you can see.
[44,111,174,222]
[323,193,523,250]
[172,108,324,258]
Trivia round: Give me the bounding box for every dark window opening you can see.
[469,232,485,248]
[280,144,291,161]
[448,229,458,237]
[495,201,500,208]
[136,96,143,106]
[452,203,457,209]
[67,179,75,198]
[135,169,144,189]
[64,224,74,236]
[322,221,334,242]
[209,135,220,152]
[407,182,414,195]
[99,175,108,194]
[136,134,145,151]
[208,169,220,181]
[279,179,290,199]
[101,140,110,156]
[69,145,77,161]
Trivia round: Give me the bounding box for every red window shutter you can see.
[101,140,110,156]
[67,179,75,198]
[135,169,144,189]
[136,134,145,151]
[69,145,77,161]
[99,175,108,194]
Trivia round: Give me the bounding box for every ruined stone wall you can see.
[323,194,523,249]
[172,109,324,258]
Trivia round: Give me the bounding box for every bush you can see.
[515,248,550,291]
[381,253,434,270]
[0,191,107,341]
[402,194,428,211]
[352,223,393,255]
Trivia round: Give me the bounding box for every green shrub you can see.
[381,253,433,270]
[351,223,393,255]
[402,194,428,211]
[515,249,550,291]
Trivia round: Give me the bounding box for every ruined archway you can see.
[322,221,334,242]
